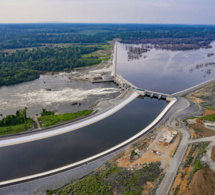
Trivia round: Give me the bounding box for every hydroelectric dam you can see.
[0,41,213,194]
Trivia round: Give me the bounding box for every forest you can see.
[0,24,215,50]
[0,108,28,127]
[1,23,215,86]
[0,45,102,86]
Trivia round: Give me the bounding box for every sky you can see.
[0,0,215,24]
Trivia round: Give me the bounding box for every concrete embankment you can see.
[0,92,139,148]
[0,96,176,186]
[0,96,177,193]
[173,77,215,97]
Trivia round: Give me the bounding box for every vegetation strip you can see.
[39,109,93,128]
[0,108,93,136]
[0,45,109,86]
[0,108,36,136]
[46,163,162,195]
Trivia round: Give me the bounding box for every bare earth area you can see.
[187,82,215,107]
[183,169,215,195]
[190,123,215,137]
[116,126,181,170]
[169,144,193,195]
[211,146,215,162]
[203,109,215,116]
[169,83,215,195]
[108,125,181,194]
[169,142,209,195]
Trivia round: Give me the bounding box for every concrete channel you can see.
[0,96,177,195]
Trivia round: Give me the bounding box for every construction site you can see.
[107,125,181,194]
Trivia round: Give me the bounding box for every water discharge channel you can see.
[0,97,167,183]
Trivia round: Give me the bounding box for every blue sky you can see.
[0,0,214,24]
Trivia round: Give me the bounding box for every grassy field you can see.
[200,114,215,122]
[47,163,162,195]
[0,119,35,136]
[205,106,215,111]
[81,44,112,63]
[39,110,93,128]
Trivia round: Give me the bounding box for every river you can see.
[0,73,119,119]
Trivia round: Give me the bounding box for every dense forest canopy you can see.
[0,108,27,127]
[0,45,102,86]
[1,24,215,50]
[1,23,215,86]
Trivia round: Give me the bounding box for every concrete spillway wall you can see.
[111,42,117,76]
[136,89,176,102]
[114,74,137,91]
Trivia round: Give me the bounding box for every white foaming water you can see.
[11,87,118,107]
[0,73,119,117]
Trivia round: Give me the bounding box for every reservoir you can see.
[0,97,167,182]
[117,42,215,93]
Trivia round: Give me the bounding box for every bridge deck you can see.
[136,88,171,97]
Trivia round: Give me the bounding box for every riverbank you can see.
[2,40,214,194]
[0,41,179,192]
[0,109,95,136]
[0,91,177,187]
[0,42,113,87]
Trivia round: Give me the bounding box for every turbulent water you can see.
[0,73,119,118]
[1,42,215,117]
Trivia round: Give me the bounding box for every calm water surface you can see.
[117,42,215,93]
[0,97,167,182]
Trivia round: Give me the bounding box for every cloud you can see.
[0,0,215,24]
